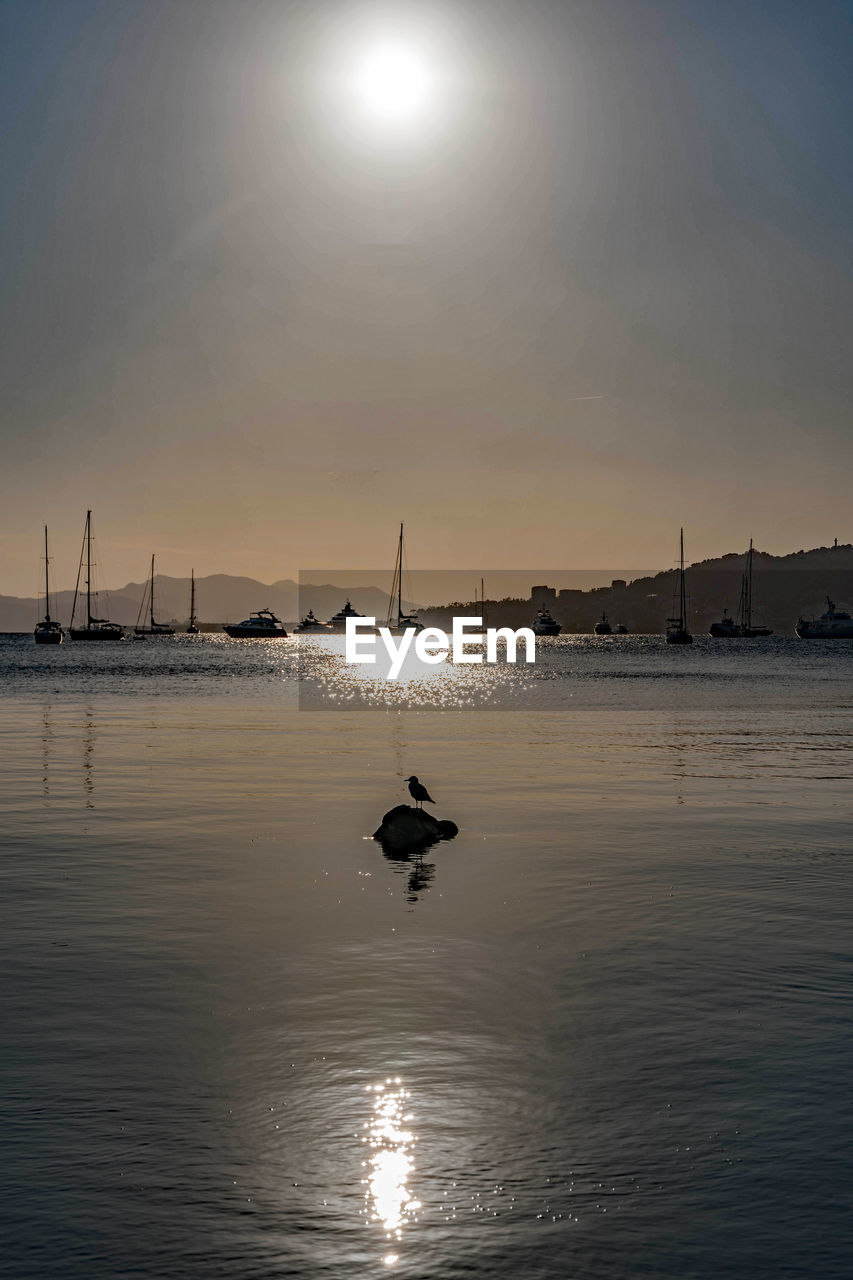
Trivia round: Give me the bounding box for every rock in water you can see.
[373,804,458,852]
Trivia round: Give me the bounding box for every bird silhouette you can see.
[405,775,435,809]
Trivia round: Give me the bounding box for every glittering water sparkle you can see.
[362,1078,421,1257]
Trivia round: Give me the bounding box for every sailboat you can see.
[69,511,125,641]
[665,528,693,645]
[187,569,199,634]
[384,523,422,635]
[474,577,489,630]
[134,555,175,636]
[34,525,63,644]
[709,540,772,637]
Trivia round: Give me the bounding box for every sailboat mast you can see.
[679,528,686,625]
[43,525,51,622]
[86,509,92,628]
[190,569,196,628]
[746,539,753,631]
[397,524,404,626]
[386,526,403,628]
[150,554,155,630]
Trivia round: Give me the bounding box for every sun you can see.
[354,42,432,124]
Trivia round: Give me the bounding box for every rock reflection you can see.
[382,845,437,903]
[361,1079,420,1259]
[373,804,456,903]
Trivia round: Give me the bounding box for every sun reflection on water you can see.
[296,637,531,708]
[362,1078,420,1260]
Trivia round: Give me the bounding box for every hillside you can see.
[419,544,853,635]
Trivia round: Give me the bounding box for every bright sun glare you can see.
[354,43,432,123]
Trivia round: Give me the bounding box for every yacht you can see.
[187,569,199,634]
[795,598,853,639]
[294,609,331,634]
[384,524,423,635]
[709,540,772,637]
[532,605,562,636]
[134,555,175,636]
[327,600,366,633]
[223,609,287,638]
[594,611,612,636]
[34,526,63,644]
[665,528,693,645]
[708,608,739,638]
[68,511,125,641]
[614,623,629,635]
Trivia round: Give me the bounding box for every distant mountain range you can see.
[2,544,851,633]
[0,575,415,632]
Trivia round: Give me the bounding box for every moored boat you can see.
[327,600,366,633]
[224,609,287,638]
[383,524,423,635]
[665,528,693,645]
[294,609,331,633]
[34,525,63,644]
[134,554,175,636]
[532,605,561,636]
[187,569,199,633]
[795,598,853,639]
[614,623,628,634]
[594,611,612,636]
[34,618,63,644]
[708,608,739,638]
[68,511,125,641]
[709,540,772,637]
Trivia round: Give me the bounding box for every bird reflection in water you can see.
[382,844,437,903]
[361,1078,420,1265]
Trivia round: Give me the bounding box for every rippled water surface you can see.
[2,634,851,1278]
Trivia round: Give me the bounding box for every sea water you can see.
[1,633,851,1278]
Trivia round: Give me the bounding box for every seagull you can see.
[405,775,435,810]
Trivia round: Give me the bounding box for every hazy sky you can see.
[1,0,852,594]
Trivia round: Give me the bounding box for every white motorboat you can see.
[327,600,366,633]
[224,609,287,638]
[294,610,331,634]
[795,598,853,639]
